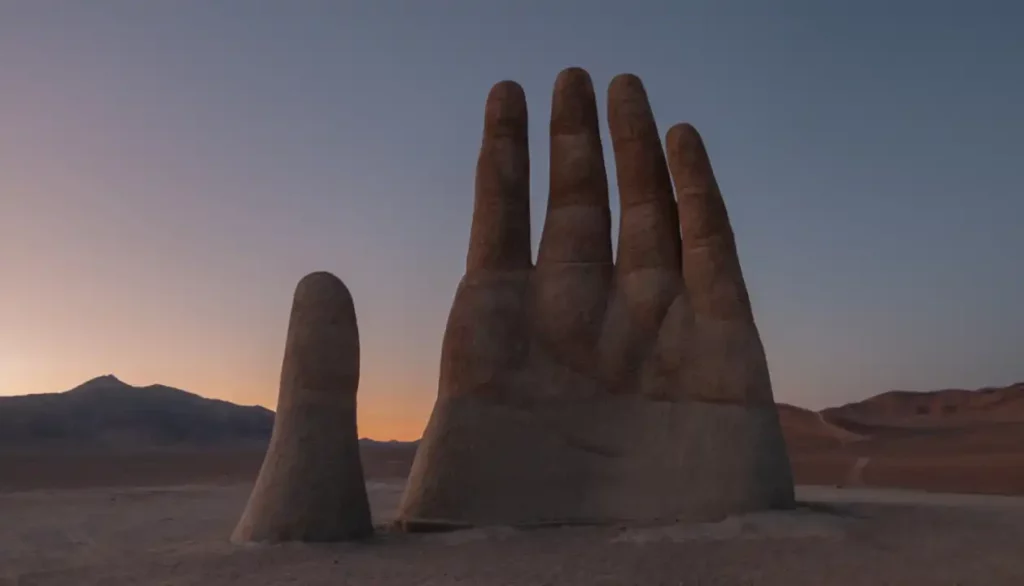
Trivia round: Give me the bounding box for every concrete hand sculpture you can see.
[232,272,373,543]
[398,68,795,529]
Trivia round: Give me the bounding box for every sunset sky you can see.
[1,2,1022,440]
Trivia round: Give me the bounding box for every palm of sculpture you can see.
[398,68,794,528]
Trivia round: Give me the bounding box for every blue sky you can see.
[1,1,1021,438]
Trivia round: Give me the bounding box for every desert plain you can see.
[2,439,1024,586]
[3,379,1024,585]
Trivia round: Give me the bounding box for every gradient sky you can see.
[2,1,1022,440]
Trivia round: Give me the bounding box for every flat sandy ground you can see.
[6,447,1024,496]
[2,479,1023,586]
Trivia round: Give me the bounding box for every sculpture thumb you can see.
[231,271,373,543]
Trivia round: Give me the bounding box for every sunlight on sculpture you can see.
[397,67,795,529]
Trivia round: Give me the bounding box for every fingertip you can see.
[487,80,526,103]
[666,123,714,190]
[484,80,528,138]
[608,73,646,99]
[295,269,350,297]
[551,67,599,137]
[292,271,358,329]
[283,271,360,396]
[296,270,343,287]
[554,67,594,95]
[666,123,703,153]
[607,74,656,143]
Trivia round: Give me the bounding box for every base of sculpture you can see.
[396,395,795,530]
[231,401,374,543]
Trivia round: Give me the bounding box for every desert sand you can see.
[2,478,1023,586]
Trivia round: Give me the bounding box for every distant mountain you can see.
[0,375,276,450]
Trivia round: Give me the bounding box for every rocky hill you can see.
[775,403,864,451]
[812,382,1024,458]
[822,382,1024,431]
[0,375,274,450]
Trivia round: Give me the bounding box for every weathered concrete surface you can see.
[397,67,795,529]
[401,397,793,528]
[231,271,372,543]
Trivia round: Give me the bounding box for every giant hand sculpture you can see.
[397,68,795,529]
